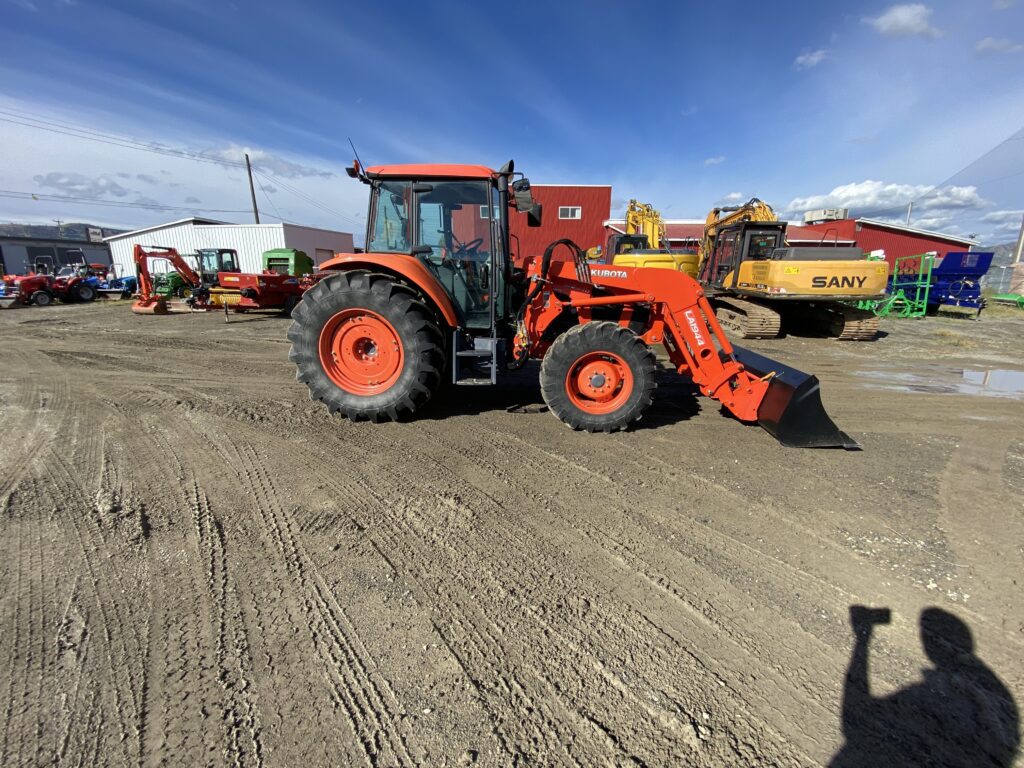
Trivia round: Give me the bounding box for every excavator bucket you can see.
[731,345,859,449]
[131,297,169,315]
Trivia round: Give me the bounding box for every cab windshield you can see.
[368,181,412,253]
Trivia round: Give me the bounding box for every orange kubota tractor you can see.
[287,161,857,448]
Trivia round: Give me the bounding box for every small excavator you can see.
[698,199,887,340]
[603,200,699,277]
[131,244,315,315]
[286,160,858,448]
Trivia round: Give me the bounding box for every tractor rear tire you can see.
[75,283,97,302]
[287,270,445,422]
[540,321,657,433]
[31,290,53,307]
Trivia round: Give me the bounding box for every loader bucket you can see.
[731,345,859,449]
[131,297,169,315]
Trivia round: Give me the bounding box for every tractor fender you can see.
[318,252,459,329]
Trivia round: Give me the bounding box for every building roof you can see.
[103,217,229,242]
[366,164,497,179]
[854,217,976,245]
[0,235,107,246]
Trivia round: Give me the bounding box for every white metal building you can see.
[104,218,354,275]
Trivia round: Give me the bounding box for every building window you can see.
[558,206,582,220]
[479,205,491,219]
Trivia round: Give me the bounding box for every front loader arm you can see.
[523,259,856,448]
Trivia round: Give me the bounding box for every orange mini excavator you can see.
[131,244,204,314]
[285,160,857,448]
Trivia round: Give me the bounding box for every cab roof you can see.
[365,163,498,180]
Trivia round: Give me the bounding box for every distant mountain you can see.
[0,222,127,241]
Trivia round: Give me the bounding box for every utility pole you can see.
[1013,212,1024,266]
[1011,213,1024,296]
[53,219,63,238]
[244,153,260,224]
[905,202,913,227]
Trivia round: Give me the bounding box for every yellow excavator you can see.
[697,198,888,340]
[602,200,699,277]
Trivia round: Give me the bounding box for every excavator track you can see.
[712,297,783,339]
[820,304,880,341]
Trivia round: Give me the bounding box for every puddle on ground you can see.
[859,368,1024,399]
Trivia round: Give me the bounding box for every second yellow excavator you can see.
[603,200,699,277]
[697,198,888,340]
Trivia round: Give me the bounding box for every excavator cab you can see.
[702,221,787,289]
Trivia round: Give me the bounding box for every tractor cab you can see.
[345,161,541,383]
[193,248,239,284]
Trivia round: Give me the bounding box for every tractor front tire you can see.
[540,321,657,433]
[287,271,445,422]
[31,290,53,307]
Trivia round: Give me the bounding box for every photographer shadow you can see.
[832,606,1019,767]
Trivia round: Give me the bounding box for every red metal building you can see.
[604,216,974,266]
[510,185,611,265]
[798,218,975,264]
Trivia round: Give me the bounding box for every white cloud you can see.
[976,37,1024,54]
[184,196,202,204]
[993,0,1015,8]
[720,192,745,202]
[794,49,828,69]
[204,144,335,179]
[981,210,1024,232]
[136,173,159,184]
[9,0,38,10]
[703,155,726,167]
[33,172,130,198]
[787,180,988,218]
[863,4,943,38]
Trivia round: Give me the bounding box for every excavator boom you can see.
[131,244,203,314]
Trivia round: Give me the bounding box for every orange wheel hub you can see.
[565,351,633,415]
[318,309,403,395]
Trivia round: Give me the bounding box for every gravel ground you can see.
[1,300,1021,767]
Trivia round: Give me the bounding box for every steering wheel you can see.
[453,237,484,256]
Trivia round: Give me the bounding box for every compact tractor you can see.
[287,161,856,448]
[0,263,101,307]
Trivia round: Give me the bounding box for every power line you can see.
[0,189,260,215]
[862,125,1024,219]
[253,171,286,222]
[0,106,362,225]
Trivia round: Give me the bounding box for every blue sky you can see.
[2,0,1023,243]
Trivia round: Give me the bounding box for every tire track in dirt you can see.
[0,490,29,768]
[406,423,842,740]
[190,480,265,768]
[237,423,800,765]
[213,433,419,768]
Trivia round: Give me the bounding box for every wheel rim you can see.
[318,309,404,395]
[565,351,633,415]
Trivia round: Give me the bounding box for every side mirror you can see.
[527,202,542,228]
[513,178,543,227]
